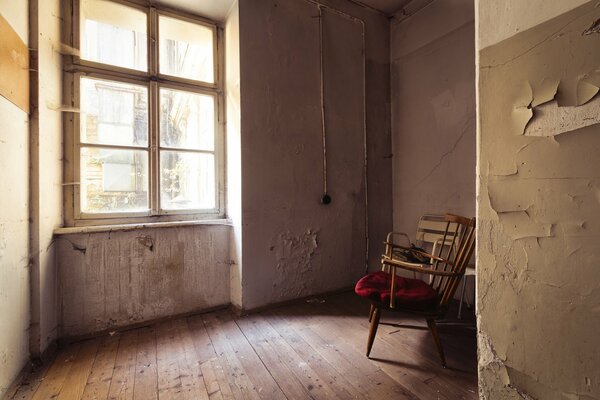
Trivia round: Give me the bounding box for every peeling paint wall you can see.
[477,1,600,398]
[477,0,589,50]
[0,3,30,396]
[29,0,63,359]
[390,0,476,244]
[238,0,391,309]
[56,225,231,337]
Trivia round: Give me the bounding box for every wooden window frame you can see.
[63,0,225,227]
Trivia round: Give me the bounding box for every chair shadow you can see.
[369,356,474,375]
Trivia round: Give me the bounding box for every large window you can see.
[64,0,222,225]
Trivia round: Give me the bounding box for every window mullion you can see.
[148,6,158,77]
[149,7,159,216]
[149,80,159,216]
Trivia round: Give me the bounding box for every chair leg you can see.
[368,304,375,322]
[458,277,467,319]
[426,319,446,368]
[366,307,381,357]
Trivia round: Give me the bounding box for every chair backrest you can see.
[427,214,476,310]
[415,214,457,251]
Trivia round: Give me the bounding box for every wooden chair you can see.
[354,213,476,367]
[414,214,476,318]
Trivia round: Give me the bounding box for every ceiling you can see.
[153,0,421,22]
[154,0,236,21]
[354,0,413,14]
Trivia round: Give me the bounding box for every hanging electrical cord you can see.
[304,0,369,273]
[317,5,331,205]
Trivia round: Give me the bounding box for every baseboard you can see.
[58,303,231,345]
[230,286,355,317]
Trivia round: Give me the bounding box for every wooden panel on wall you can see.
[0,13,29,113]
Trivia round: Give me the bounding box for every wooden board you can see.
[9,292,478,400]
[0,13,29,113]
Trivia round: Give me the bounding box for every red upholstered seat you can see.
[355,271,438,309]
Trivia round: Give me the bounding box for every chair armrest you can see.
[385,232,411,245]
[382,243,448,264]
[381,256,459,277]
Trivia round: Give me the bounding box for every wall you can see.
[29,0,63,359]
[0,2,30,396]
[390,0,476,238]
[238,0,391,310]
[225,2,243,308]
[477,1,600,398]
[56,224,231,337]
[476,0,589,50]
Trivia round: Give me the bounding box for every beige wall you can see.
[390,0,476,240]
[0,2,30,396]
[29,0,63,359]
[476,1,600,398]
[238,0,391,310]
[477,0,589,49]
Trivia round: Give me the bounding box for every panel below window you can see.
[160,151,215,210]
[80,147,149,213]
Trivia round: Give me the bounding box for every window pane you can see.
[159,15,214,83]
[81,147,149,213]
[80,77,148,147]
[160,88,214,150]
[80,0,147,71]
[160,151,215,210]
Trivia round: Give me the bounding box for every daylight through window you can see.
[67,0,221,224]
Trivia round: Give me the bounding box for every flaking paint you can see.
[477,1,600,398]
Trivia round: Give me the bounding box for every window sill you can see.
[54,218,233,235]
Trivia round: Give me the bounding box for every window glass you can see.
[160,88,214,150]
[80,77,148,147]
[71,3,221,220]
[160,151,215,210]
[80,147,149,213]
[159,15,214,83]
[80,0,147,71]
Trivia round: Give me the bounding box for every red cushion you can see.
[355,271,437,309]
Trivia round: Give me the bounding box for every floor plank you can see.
[57,339,101,400]
[236,313,327,399]
[187,315,234,400]
[172,319,211,400]
[156,322,186,399]
[132,327,158,400]
[81,335,120,400]
[31,343,81,400]
[10,292,478,400]
[106,330,139,400]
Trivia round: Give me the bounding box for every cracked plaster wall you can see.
[0,2,30,397]
[56,225,231,338]
[390,0,476,258]
[238,0,391,309]
[29,0,64,359]
[477,1,600,398]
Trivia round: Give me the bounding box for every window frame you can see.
[63,0,225,227]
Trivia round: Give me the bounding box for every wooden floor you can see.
[10,292,477,400]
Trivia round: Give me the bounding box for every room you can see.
[0,0,598,398]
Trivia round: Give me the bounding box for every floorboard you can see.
[9,292,478,400]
